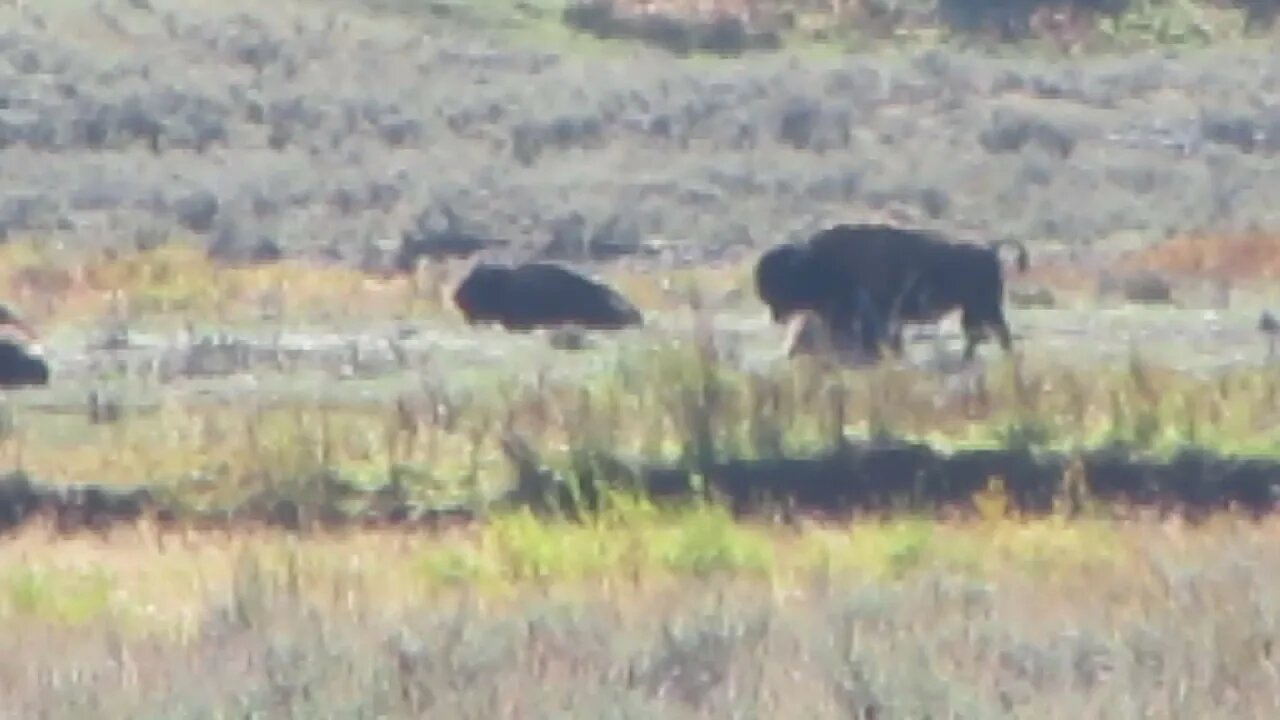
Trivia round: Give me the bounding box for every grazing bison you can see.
[452,261,644,332]
[755,223,1029,362]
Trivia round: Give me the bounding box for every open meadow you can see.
[4,0,1280,716]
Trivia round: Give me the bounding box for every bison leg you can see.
[962,333,981,362]
[994,316,1015,353]
[961,313,988,363]
[850,289,892,360]
[962,315,1013,361]
[979,302,1016,354]
[886,323,907,356]
[824,305,880,362]
[961,308,1015,362]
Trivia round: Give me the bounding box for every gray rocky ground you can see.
[8,301,1277,420]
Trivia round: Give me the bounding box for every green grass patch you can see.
[0,565,117,625]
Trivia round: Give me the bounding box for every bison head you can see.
[451,263,513,325]
[754,242,818,323]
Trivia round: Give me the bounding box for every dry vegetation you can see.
[0,233,1279,712]
[568,0,1279,55]
[3,0,1280,715]
[1118,231,1280,282]
[5,0,1280,269]
[3,512,1280,717]
[3,233,1280,495]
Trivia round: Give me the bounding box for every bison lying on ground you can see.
[452,261,644,332]
[755,223,1029,362]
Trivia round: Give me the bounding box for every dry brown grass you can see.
[0,241,440,331]
[1118,231,1280,283]
[1016,257,1101,295]
[0,240,749,336]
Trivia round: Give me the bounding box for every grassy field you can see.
[0,211,1276,707]
[0,234,1279,715]
[3,235,1280,507]
[3,0,1280,715]
[3,510,1280,717]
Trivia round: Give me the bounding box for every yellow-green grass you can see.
[0,504,1230,636]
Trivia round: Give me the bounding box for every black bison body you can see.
[755,223,1029,362]
[0,304,48,388]
[755,244,887,357]
[0,341,48,388]
[452,261,643,332]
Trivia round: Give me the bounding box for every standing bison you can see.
[452,261,644,332]
[755,223,1029,362]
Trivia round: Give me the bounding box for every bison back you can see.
[805,223,948,317]
[922,243,1008,316]
[509,263,642,329]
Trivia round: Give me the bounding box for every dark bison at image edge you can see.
[0,303,49,388]
[755,223,1029,362]
[451,261,644,332]
[0,342,50,388]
